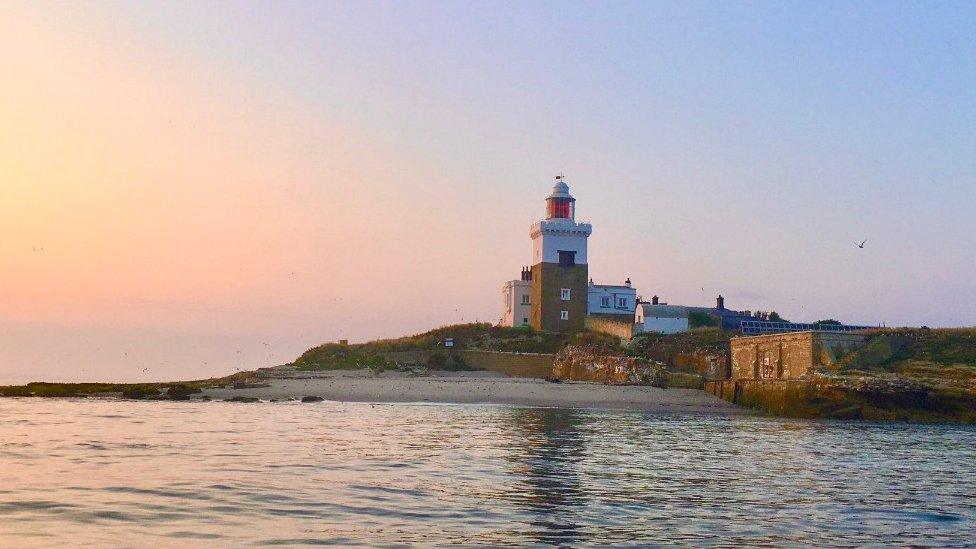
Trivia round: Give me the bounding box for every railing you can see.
[739,320,874,335]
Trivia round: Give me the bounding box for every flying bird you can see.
[855,239,867,249]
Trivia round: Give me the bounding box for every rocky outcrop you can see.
[552,345,667,385]
[705,374,976,423]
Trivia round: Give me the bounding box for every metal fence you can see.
[739,320,874,335]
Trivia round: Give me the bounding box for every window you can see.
[521,294,530,305]
[560,310,569,320]
[523,317,528,324]
[618,297,627,308]
[557,250,576,267]
[601,296,610,307]
[560,288,571,301]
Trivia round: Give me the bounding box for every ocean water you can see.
[0,399,974,547]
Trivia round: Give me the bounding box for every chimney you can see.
[717,295,725,310]
[625,277,632,288]
[652,295,659,305]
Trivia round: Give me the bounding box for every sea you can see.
[0,398,974,547]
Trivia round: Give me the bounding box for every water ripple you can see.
[0,399,973,546]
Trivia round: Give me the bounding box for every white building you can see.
[501,275,532,327]
[635,303,690,334]
[586,279,637,317]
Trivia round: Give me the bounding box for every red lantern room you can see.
[546,176,576,220]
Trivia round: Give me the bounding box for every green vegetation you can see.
[829,329,976,381]
[294,323,621,371]
[728,328,976,424]
[226,396,260,403]
[425,352,474,371]
[813,319,843,326]
[165,384,201,400]
[0,382,207,399]
[294,343,392,372]
[121,386,160,399]
[768,311,788,323]
[688,312,718,328]
[0,385,33,397]
[627,327,734,359]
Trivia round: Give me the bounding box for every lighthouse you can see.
[527,176,592,331]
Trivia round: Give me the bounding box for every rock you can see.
[301,395,324,403]
[225,396,260,403]
[552,345,667,385]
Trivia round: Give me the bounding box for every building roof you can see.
[637,304,689,319]
[548,178,573,200]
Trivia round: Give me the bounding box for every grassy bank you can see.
[293,323,620,372]
[0,382,205,400]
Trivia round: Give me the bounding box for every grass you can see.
[0,381,207,399]
[831,328,976,389]
[627,327,734,364]
[294,323,621,371]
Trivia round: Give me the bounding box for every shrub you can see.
[122,386,160,399]
[426,352,447,368]
[26,383,79,398]
[689,312,718,328]
[165,384,200,400]
[0,386,32,397]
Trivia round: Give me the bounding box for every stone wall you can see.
[705,379,816,417]
[383,349,555,379]
[531,262,588,332]
[731,332,867,380]
[584,315,636,342]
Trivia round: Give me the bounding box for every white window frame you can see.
[521,294,530,305]
[560,310,569,320]
[560,288,571,301]
[601,296,610,307]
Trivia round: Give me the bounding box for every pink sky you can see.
[2,2,974,383]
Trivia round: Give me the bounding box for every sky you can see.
[1,1,974,383]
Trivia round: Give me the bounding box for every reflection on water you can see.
[508,409,588,545]
[0,398,974,546]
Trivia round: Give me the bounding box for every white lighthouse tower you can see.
[501,176,592,332]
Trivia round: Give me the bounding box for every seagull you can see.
[855,239,867,249]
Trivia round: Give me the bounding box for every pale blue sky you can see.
[2,1,974,382]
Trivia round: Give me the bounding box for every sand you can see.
[202,370,746,414]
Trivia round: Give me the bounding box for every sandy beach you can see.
[202,369,747,413]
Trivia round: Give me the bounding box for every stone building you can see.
[635,303,690,334]
[730,331,867,380]
[587,278,637,318]
[501,268,532,327]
